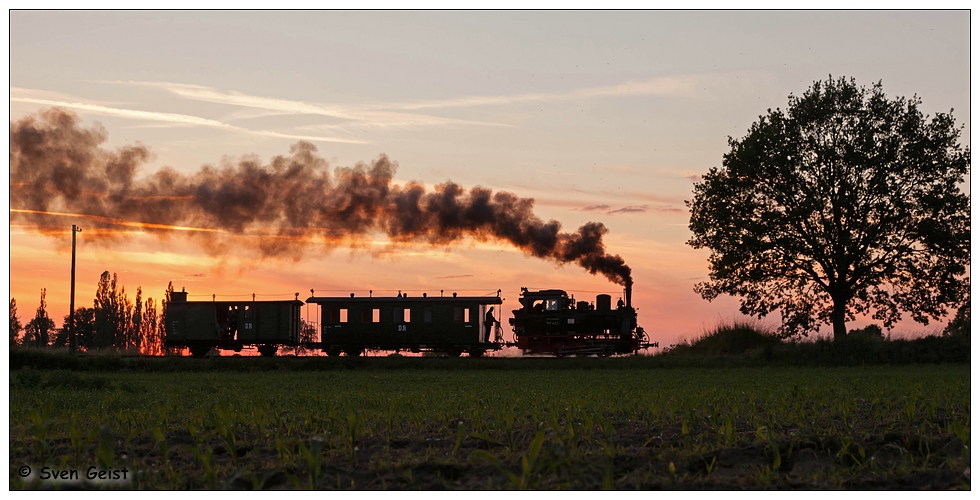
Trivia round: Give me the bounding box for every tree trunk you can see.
[832,295,847,341]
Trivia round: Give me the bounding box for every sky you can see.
[7,10,972,349]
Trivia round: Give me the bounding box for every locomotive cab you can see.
[518,289,569,315]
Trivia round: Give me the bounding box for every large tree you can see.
[688,76,970,339]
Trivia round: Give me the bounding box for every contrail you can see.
[10,107,632,286]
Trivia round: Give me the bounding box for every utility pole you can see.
[69,224,82,354]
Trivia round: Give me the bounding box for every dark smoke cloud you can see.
[10,108,632,287]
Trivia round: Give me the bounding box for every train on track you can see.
[164,285,653,357]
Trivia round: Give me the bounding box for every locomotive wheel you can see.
[468,349,485,358]
[344,347,364,357]
[325,346,343,357]
[258,344,278,357]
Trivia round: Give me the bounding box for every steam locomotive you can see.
[164,286,651,357]
[511,287,649,356]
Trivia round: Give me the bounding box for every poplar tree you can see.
[25,288,55,347]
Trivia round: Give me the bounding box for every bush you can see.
[848,324,884,340]
[670,320,782,356]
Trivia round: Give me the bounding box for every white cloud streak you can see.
[12,73,716,145]
[379,74,703,110]
[99,74,714,129]
[102,80,513,128]
[10,96,368,144]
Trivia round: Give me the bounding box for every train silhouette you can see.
[165,285,653,357]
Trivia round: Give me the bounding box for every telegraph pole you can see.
[68,225,82,354]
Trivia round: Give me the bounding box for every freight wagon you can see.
[164,289,304,357]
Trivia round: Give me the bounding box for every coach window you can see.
[339,308,348,323]
[464,308,471,323]
[546,299,559,311]
[403,308,411,323]
[453,307,463,323]
[393,308,401,323]
[424,308,432,323]
[372,308,380,323]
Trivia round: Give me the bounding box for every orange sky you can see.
[11,208,747,349]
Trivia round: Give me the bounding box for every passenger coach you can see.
[307,291,503,357]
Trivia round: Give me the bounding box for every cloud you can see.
[19,70,759,145]
[435,274,474,279]
[608,205,649,214]
[386,74,703,110]
[10,96,368,144]
[97,74,710,130]
[653,167,705,183]
[100,80,512,129]
[577,204,684,215]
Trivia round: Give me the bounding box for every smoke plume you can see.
[10,108,632,286]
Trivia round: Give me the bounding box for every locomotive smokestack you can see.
[11,108,632,286]
[625,284,632,309]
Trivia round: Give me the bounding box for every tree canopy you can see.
[687,76,970,339]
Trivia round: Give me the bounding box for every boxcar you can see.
[307,293,503,357]
[165,289,304,357]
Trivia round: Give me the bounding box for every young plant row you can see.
[10,365,970,489]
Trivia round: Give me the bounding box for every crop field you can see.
[9,360,971,490]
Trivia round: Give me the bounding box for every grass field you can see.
[8,357,971,489]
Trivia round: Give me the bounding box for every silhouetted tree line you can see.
[10,272,174,354]
[10,292,53,348]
